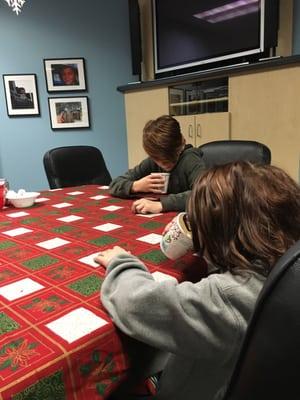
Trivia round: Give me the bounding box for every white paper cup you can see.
[160,172,170,193]
[160,212,193,260]
[151,172,170,193]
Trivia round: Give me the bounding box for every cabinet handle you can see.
[188,124,193,138]
[196,123,201,138]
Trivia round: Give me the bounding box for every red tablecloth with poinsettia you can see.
[0,185,204,400]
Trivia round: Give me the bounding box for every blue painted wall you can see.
[1,1,299,191]
[0,0,135,191]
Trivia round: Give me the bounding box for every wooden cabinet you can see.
[175,112,230,147]
[123,78,230,167]
[124,87,168,167]
[229,66,300,181]
[121,61,300,181]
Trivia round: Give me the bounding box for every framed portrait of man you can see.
[44,58,87,92]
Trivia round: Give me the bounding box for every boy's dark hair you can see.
[143,115,183,163]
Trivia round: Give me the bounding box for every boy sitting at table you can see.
[109,115,205,214]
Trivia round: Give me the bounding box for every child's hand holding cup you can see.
[150,172,170,194]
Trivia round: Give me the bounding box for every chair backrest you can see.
[43,145,112,189]
[198,140,271,169]
[223,239,300,400]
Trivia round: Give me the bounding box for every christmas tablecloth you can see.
[0,185,203,399]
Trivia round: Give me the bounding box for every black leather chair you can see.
[198,140,271,169]
[223,239,300,400]
[43,145,112,189]
[109,240,300,400]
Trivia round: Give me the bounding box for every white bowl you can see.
[6,192,40,208]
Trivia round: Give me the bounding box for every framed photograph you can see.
[44,58,86,92]
[48,96,90,130]
[2,74,40,117]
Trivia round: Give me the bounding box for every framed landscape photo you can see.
[2,74,40,116]
[48,96,90,130]
[44,58,86,92]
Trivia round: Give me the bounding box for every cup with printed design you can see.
[160,212,193,260]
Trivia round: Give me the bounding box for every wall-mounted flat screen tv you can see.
[153,0,279,78]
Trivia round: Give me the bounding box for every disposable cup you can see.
[160,212,193,260]
[151,172,170,193]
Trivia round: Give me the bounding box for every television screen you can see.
[153,0,279,77]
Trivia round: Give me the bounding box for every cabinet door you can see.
[174,115,196,146]
[195,112,230,146]
[230,68,300,181]
[175,112,230,146]
[125,88,169,167]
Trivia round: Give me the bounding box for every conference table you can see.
[0,185,205,399]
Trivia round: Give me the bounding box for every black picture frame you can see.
[44,58,87,92]
[2,74,40,117]
[48,96,90,130]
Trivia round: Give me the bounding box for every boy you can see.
[109,115,205,213]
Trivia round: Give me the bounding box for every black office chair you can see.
[109,240,300,400]
[43,145,112,189]
[198,140,271,169]
[223,239,300,400]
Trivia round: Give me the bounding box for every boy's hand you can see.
[132,198,163,214]
[132,174,165,193]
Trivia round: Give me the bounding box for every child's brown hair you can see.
[188,161,300,274]
[143,115,184,164]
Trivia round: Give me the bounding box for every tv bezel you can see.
[152,0,267,76]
